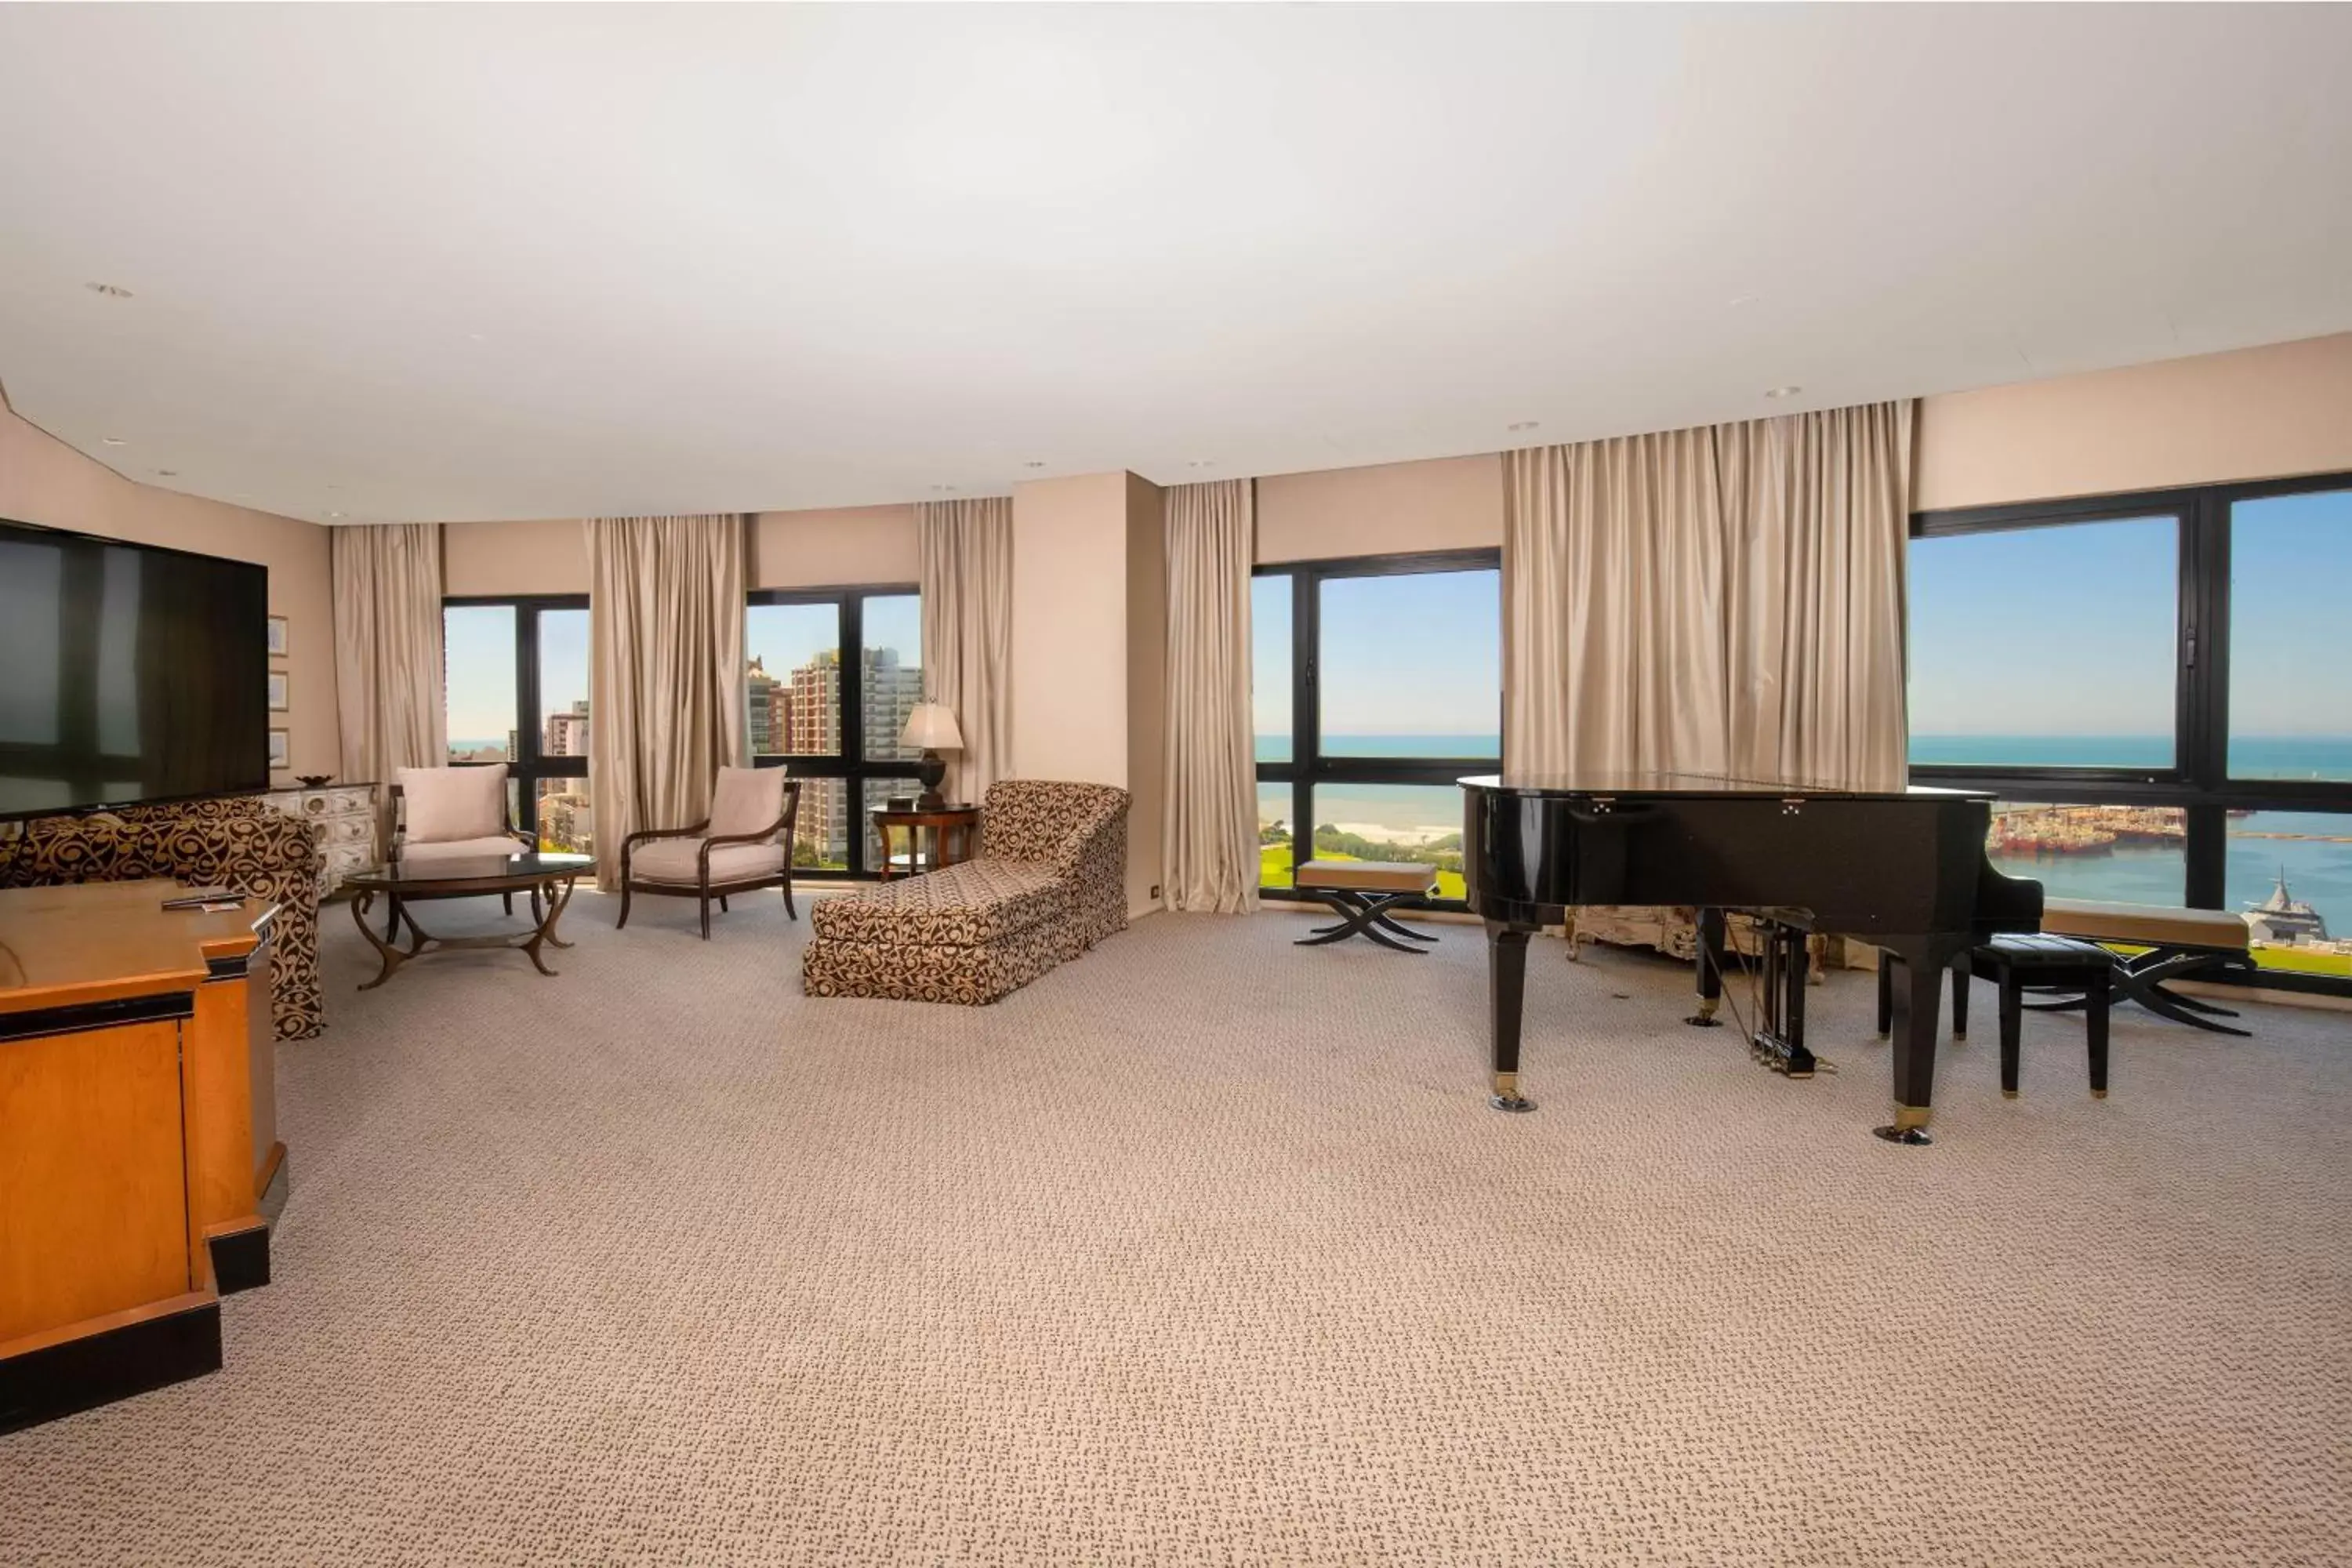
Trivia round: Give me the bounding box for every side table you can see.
[872,804,980,880]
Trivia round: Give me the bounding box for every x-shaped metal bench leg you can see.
[1297,890,1436,953]
[2024,947,2255,1036]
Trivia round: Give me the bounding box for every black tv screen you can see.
[0,518,270,821]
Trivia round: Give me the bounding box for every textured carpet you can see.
[4,891,2348,1566]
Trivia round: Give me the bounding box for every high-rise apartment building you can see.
[543,699,589,758]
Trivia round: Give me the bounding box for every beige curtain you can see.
[332,523,446,833]
[916,498,1013,802]
[585,514,747,891]
[1504,400,1911,789]
[1160,479,1258,913]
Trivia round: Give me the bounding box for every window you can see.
[441,596,592,852]
[1910,474,2352,993]
[1253,550,1501,905]
[745,585,922,876]
[1909,516,2180,773]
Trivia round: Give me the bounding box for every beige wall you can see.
[1123,474,1167,915]
[0,398,340,778]
[441,506,920,597]
[1010,473,1133,789]
[751,504,918,590]
[442,517,588,597]
[1916,332,2352,512]
[1255,453,1504,564]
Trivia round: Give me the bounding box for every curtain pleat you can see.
[1160,479,1258,914]
[917,498,1013,803]
[332,522,446,836]
[1504,400,1911,789]
[585,514,747,891]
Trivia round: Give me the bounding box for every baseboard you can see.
[0,1293,222,1435]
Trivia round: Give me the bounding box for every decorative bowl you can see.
[296,774,333,789]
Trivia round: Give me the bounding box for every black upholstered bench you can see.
[1879,934,2115,1099]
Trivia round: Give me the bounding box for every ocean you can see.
[1256,732,2351,928]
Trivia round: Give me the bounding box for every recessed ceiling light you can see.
[100,436,126,446]
[930,485,958,493]
[326,510,347,519]
[1764,385,1802,399]
[85,282,133,299]
[154,470,179,477]
[1507,421,1540,432]
[1727,294,1759,308]
[1023,461,1046,469]
[1185,459,1214,468]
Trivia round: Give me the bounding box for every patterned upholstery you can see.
[804,779,1129,1005]
[810,859,1064,947]
[0,797,327,1040]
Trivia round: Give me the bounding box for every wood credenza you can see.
[0,880,284,1432]
[260,782,379,895]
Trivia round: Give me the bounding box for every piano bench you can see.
[1294,861,1438,954]
[1878,935,2115,1098]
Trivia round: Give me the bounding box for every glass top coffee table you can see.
[346,851,595,989]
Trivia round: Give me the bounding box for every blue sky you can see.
[444,488,2343,747]
[1253,568,1501,738]
[1909,486,2348,738]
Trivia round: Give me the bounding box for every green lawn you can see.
[2252,946,2352,978]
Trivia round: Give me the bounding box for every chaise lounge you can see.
[802,779,1130,1004]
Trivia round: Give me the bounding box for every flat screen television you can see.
[0,517,270,822]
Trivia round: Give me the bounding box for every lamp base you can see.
[916,750,948,811]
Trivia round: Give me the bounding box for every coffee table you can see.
[347,851,594,989]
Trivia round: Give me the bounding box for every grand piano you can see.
[1461,771,2043,1145]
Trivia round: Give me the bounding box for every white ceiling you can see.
[1,5,2348,526]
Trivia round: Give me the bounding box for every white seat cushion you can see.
[397,835,527,866]
[708,766,786,838]
[397,765,508,844]
[630,838,786,887]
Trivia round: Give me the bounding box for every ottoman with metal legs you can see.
[1294,860,1439,953]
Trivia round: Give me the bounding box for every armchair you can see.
[617,766,800,938]
[390,763,536,916]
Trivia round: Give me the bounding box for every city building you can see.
[543,699,589,759]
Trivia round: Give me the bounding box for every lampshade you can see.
[902,702,964,751]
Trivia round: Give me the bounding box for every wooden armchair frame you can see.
[386,776,539,926]
[617,780,801,939]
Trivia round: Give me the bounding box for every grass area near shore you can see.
[2252,945,2352,978]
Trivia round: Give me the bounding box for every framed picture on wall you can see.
[267,670,290,712]
[267,615,290,657]
[267,728,290,771]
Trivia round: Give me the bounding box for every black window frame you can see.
[1910,470,2352,997]
[1254,546,1504,911]
[441,593,590,844]
[746,582,924,880]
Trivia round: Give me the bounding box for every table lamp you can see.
[902,703,964,810]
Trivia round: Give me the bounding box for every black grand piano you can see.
[1461,771,2042,1145]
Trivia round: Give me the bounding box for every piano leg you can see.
[1485,920,1537,1112]
[1686,907,1727,1027]
[1874,936,1962,1146]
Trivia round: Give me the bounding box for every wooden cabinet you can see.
[0,881,281,1432]
[261,782,379,896]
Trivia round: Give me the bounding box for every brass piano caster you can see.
[1871,1106,1933,1146]
[1490,1073,1537,1113]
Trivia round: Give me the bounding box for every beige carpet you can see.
[4,889,2348,1565]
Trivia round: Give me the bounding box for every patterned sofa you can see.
[803,779,1130,1004]
[0,797,327,1040]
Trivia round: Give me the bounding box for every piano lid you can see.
[1457,770,1994,801]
